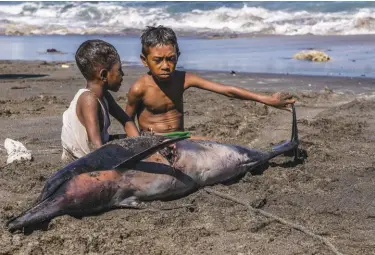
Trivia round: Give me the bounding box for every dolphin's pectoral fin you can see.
[115,197,145,209]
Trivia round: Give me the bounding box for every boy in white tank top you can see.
[61,40,139,162]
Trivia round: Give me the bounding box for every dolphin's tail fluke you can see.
[267,105,300,160]
[6,195,64,232]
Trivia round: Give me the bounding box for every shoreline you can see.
[3,59,375,81]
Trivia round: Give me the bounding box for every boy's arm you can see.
[185,73,295,111]
[124,82,143,124]
[104,91,140,137]
[77,92,104,150]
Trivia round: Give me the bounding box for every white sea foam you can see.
[0,2,375,36]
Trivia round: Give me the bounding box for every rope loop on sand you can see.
[204,187,344,255]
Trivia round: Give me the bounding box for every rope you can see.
[204,187,343,255]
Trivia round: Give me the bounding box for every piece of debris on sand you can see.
[47,48,58,53]
[293,50,331,62]
[4,138,33,164]
[46,48,64,54]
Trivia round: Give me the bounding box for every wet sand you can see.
[0,60,375,254]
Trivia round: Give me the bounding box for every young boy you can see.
[125,26,296,138]
[61,39,139,161]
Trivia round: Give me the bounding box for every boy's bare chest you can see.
[142,87,183,114]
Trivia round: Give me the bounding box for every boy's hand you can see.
[267,92,296,112]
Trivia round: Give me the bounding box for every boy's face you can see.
[106,61,124,92]
[142,44,178,82]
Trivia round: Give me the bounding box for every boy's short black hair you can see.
[75,39,120,80]
[141,25,180,56]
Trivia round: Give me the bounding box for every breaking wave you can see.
[1,2,375,36]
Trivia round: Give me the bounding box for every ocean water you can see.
[1,1,375,36]
[0,2,374,78]
[1,34,374,78]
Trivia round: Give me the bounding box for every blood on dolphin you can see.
[7,106,301,233]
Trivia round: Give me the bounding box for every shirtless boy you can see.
[61,39,139,161]
[125,26,296,138]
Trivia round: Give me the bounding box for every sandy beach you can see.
[0,60,374,254]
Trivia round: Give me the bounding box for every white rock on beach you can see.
[4,138,33,164]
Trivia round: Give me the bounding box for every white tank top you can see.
[61,88,111,160]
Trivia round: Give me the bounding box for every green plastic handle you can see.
[162,131,191,138]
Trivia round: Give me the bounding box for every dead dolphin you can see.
[7,106,301,232]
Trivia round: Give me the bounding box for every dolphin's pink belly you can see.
[64,170,123,211]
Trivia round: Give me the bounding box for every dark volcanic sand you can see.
[0,61,375,255]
